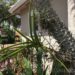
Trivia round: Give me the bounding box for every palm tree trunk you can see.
[34,0,75,74]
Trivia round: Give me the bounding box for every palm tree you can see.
[35,0,75,74]
[0,0,69,75]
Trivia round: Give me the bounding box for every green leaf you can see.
[0,71,3,75]
[2,68,15,75]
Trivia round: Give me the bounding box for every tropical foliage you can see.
[0,0,20,44]
[0,0,71,75]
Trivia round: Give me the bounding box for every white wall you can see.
[51,0,68,26]
[20,8,30,36]
[20,0,68,35]
[68,0,75,37]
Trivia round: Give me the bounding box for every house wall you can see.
[51,0,68,27]
[20,8,30,35]
[68,0,75,37]
[20,0,68,35]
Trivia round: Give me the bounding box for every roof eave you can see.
[9,0,29,14]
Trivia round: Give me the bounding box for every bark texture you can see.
[33,0,75,74]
